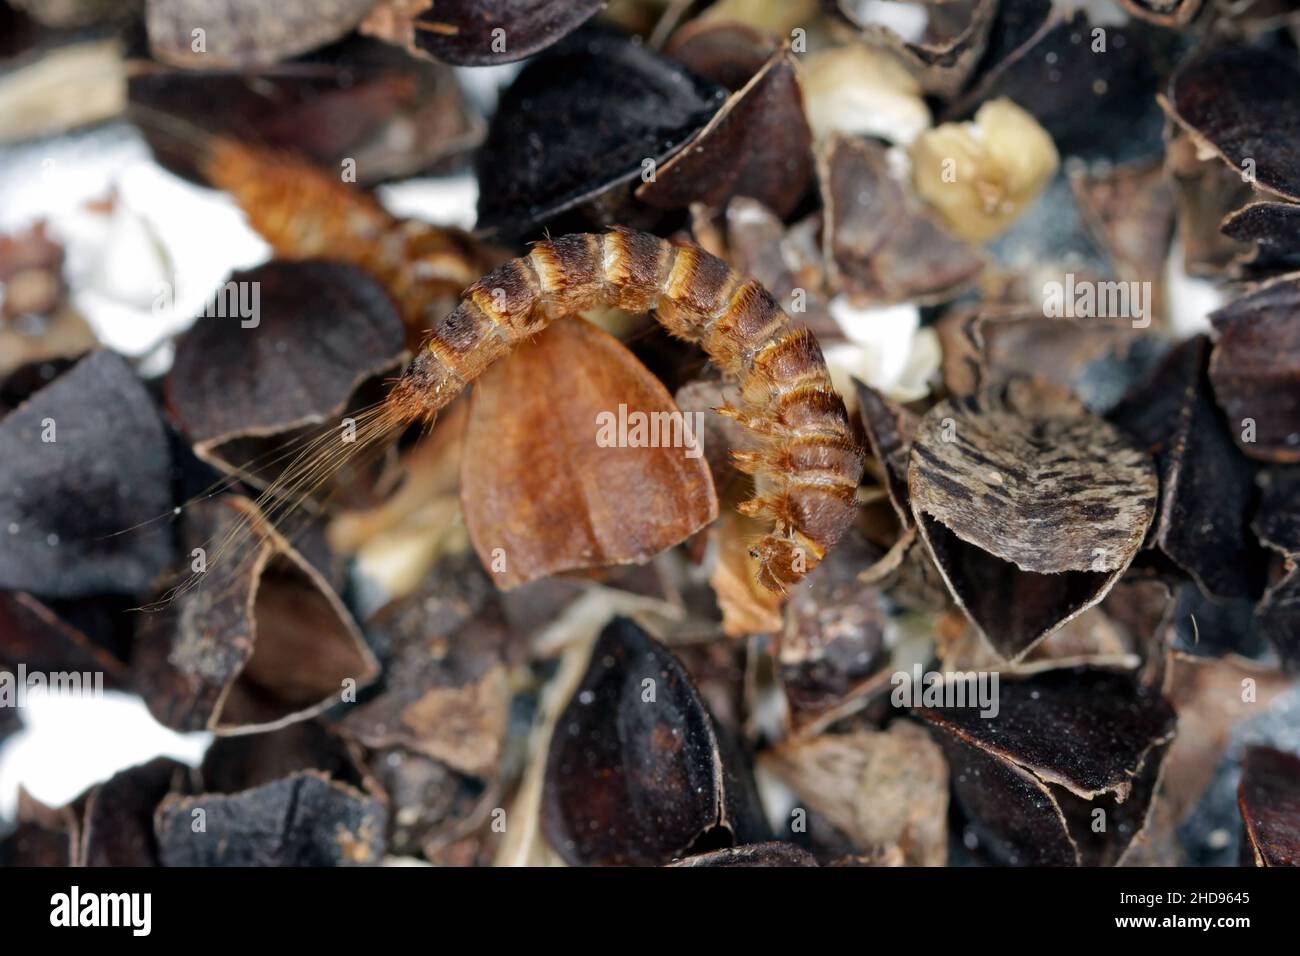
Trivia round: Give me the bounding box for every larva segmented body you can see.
[203,139,487,327]
[390,229,865,591]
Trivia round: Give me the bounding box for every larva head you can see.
[750,535,819,592]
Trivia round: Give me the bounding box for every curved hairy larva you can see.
[388,229,864,590]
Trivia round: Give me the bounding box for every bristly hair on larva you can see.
[173,228,864,599]
[198,136,489,328]
[386,228,865,591]
[126,104,489,331]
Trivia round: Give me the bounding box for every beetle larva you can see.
[200,136,488,329]
[387,229,865,591]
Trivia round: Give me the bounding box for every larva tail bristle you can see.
[105,418,361,548]
[155,401,411,608]
[386,349,461,424]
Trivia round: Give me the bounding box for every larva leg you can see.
[388,229,864,591]
[602,229,864,590]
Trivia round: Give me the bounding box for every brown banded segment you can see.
[702,280,788,374]
[775,386,855,433]
[207,141,433,299]
[737,441,841,478]
[601,228,673,311]
[388,344,463,420]
[665,244,743,322]
[741,346,841,420]
[775,437,865,480]
[467,258,542,338]
[205,141,495,346]
[750,330,832,395]
[391,228,863,591]
[784,483,859,545]
[426,300,511,381]
[529,234,606,316]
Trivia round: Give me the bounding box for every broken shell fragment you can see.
[154,724,387,866]
[153,770,384,868]
[1257,560,1300,671]
[922,666,1175,865]
[0,36,126,143]
[133,496,379,734]
[0,350,173,599]
[662,19,776,93]
[145,0,378,69]
[854,379,918,528]
[822,134,983,305]
[541,617,767,865]
[909,383,1157,660]
[0,789,79,866]
[958,9,1170,163]
[762,722,948,865]
[1221,202,1300,275]
[1165,45,1300,205]
[1254,464,1300,670]
[165,259,407,470]
[1070,158,1175,317]
[636,46,814,219]
[954,307,1143,412]
[369,0,603,67]
[0,590,129,688]
[1110,336,1261,599]
[1239,746,1300,866]
[460,318,717,589]
[832,0,999,98]
[1134,653,1294,864]
[81,757,187,867]
[778,529,892,735]
[670,842,818,867]
[1208,274,1300,463]
[341,570,517,778]
[1164,122,1255,278]
[922,667,1175,800]
[130,38,484,185]
[473,27,725,238]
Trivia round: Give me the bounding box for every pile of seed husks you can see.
[1,0,1299,868]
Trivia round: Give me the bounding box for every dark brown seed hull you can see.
[391,228,864,589]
